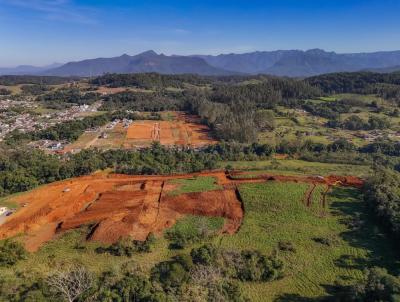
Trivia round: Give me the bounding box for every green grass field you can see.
[217,182,398,301]
[168,176,221,196]
[167,215,225,239]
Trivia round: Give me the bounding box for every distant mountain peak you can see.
[138,50,158,56]
[306,48,336,56]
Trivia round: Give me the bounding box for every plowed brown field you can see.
[0,170,363,251]
[126,112,217,147]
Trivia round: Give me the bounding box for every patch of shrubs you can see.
[95,233,156,256]
[0,239,27,267]
[191,244,219,266]
[151,254,194,289]
[278,240,296,252]
[150,244,283,300]
[0,88,11,95]
[312,236,339,247]
[165,230,200,249]
[326,267,400,302]
[190,244,284,282]
[232,250,284,282]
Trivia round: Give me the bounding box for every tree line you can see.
[36,87,100,109]
[0,75,78,86]
[306,71,400,104]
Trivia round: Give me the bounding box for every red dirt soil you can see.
[126,112,217,147]
[0,170,363,252]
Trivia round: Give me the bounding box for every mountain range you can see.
[2,49,400,77]
[0,63,62,76]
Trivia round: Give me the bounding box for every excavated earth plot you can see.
[0,172,240,251]
[0,171,363,252]
[125,112,217,148]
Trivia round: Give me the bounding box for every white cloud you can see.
[0,0,97,24]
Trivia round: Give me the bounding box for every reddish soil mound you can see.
[160,189,243,234]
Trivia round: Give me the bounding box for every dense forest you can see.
[306,71,400,104]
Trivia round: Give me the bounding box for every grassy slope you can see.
[220,159,371,177]
[217,182,398,301]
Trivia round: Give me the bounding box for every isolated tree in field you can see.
[46,266,93,302]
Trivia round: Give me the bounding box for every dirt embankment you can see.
[0,170,363,252]
[0,172,240,251]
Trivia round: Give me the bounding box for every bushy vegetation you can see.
[328,115,390,130]
[363,168,400,240]
[0,239,27,267]
[0,88,11,95]
[21,84,51,96]
[331,267,400,302]
[96,234,156,256]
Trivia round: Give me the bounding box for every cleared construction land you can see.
[125,112,217,148]
[0,171,362,252]
[63,112,217,152]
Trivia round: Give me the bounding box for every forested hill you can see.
[306,71,400,102]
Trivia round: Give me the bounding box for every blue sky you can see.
[1,0,400,66]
